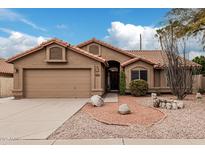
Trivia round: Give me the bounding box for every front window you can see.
[131,69,147,81]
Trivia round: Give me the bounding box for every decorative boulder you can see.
[167,100,172,104]
[118,104,131,115]
[166,102,172,109]
[153,98,160,108]
[164,99,168,103]
[160,98,165,104]
[159,102,162,108]
[161,102,166,108]
[172,102,177,110]
[151,93,157,99]
[175,100,184,109]
[196,93,202,99]
[90,95,104,107]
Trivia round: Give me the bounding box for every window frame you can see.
[131,68,148,81]
[140,69,148,81]
[46,44,67,62]
[131,70,139,81]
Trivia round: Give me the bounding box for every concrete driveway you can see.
[0,98,88,140]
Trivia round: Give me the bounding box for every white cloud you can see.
[56,24,68,29]
[20,18,46,31]
[105,21,160,50]
[0,8,19,20]
[0,9,46,31]
[0,28,48,58]
[189,51,205,60]
[105,21,205,60]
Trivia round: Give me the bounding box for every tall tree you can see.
[192,55,205,74]
[165,8,205,49]
[157,24,197,100]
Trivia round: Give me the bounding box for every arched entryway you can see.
[106,60,120,91]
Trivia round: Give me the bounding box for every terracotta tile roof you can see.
[6,38,201,69]
[7,38,107,65]
[0,58,13,75]
[77,38,136,58]
[126,50,201,68]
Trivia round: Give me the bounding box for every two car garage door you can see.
[24,69,91,98]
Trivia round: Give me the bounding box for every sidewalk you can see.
[1,139,205,145]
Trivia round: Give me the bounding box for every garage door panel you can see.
[24,69,91,98]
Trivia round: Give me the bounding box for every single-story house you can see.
[0,58,13,97]
[7,38,200,98]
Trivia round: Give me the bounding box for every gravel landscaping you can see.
[48,94,205,139]
[82,96,165,126]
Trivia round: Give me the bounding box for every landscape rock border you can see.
[151,93,184,110]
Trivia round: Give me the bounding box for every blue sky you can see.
[0,8,204,59]
[0,8,170,44]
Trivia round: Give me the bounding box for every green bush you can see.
[198,88,205,94]
[129,79,148,96]
[119,71,126,95]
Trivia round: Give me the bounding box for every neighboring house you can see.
[0,58,13,97]
[7,38,200,98]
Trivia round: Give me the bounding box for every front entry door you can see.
[110,71,119,90]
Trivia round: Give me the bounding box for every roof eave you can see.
[7,39,70,63]
[121,58,156,67]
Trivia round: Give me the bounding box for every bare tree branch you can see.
[157,24,198,100]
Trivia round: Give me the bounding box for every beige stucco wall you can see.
[100,46,131,63]
[192,75,205,92]
[159,70,168,88]
[153,71,204,93]
[82,43,172,92]
[154,69,168,88]
[81,43,133,93]
[124,61,154,90]
[12,43,105,98]
[101,64,106,93]
[0,76,13,97]
[80,43,132,63]
[202,76,205,89]
[154,69,161,87]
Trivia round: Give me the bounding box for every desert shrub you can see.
[198,88,205,94]
[129,79,148,96]
[119,71,126,95]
